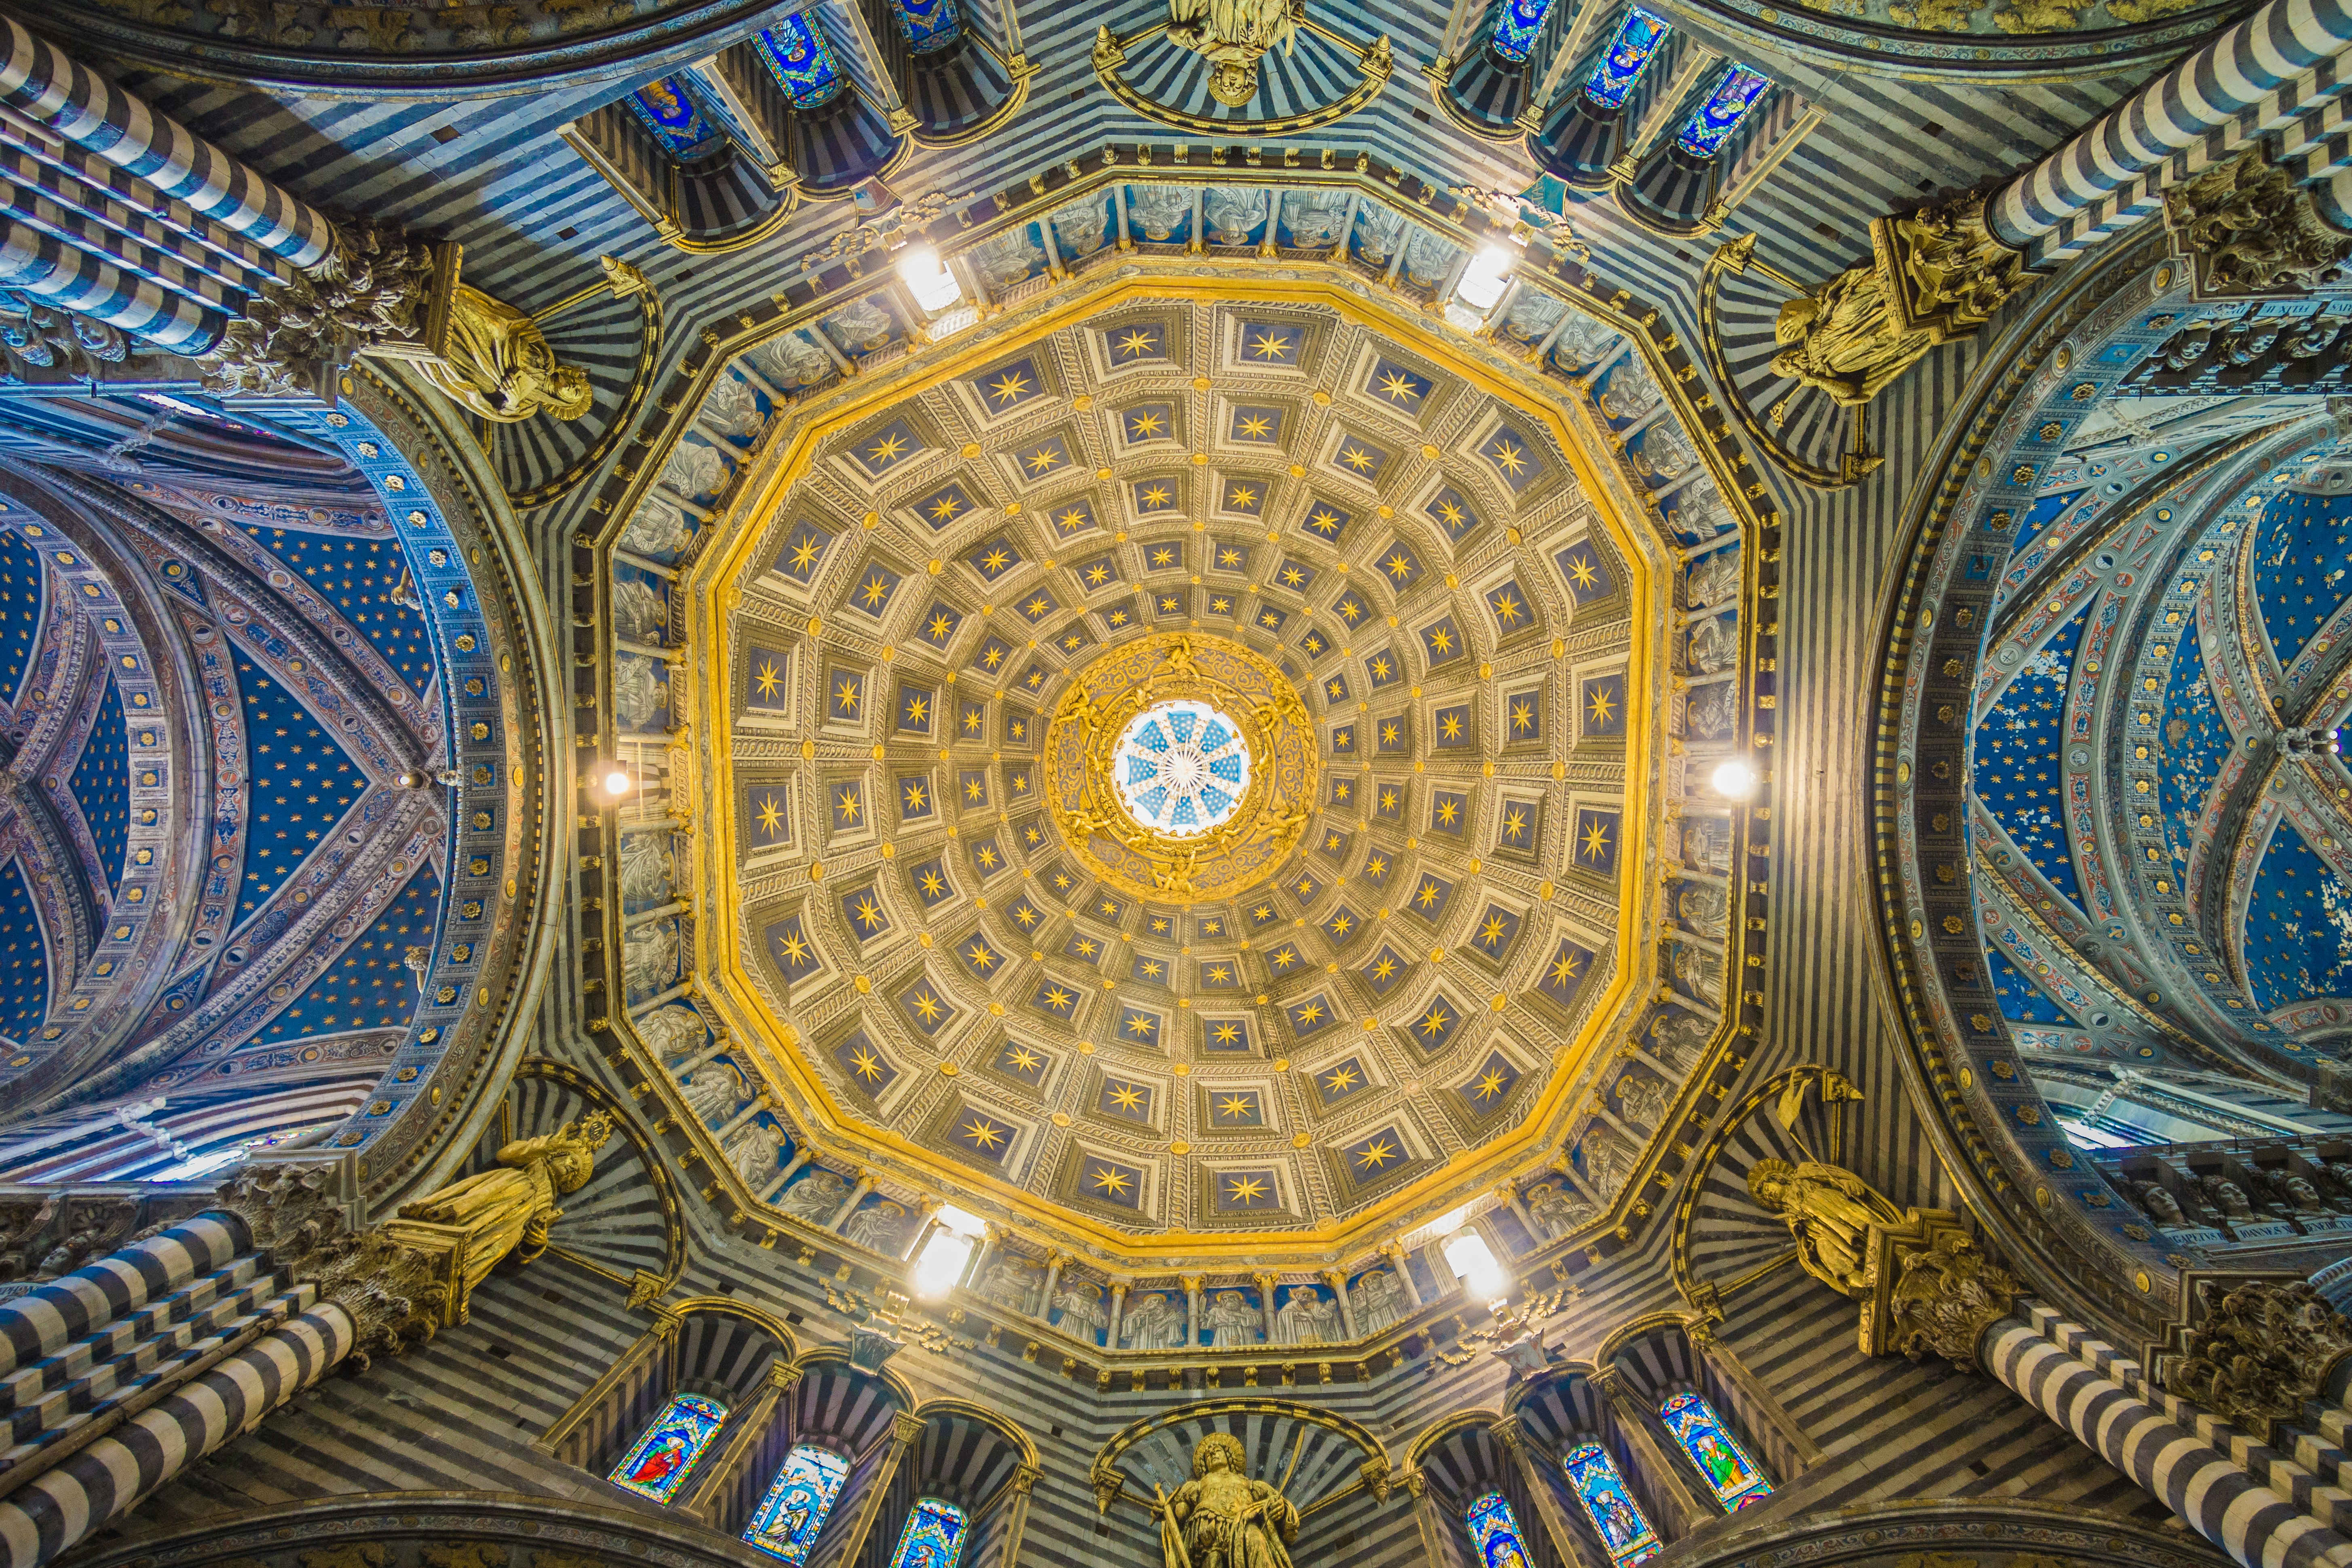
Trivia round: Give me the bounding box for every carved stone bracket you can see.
[1881,1226,2025,1373]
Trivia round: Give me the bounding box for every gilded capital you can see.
[2167,1278,2352,1445]
[2164,147,2352,294]
[890,1409,929,1446]
[1886,1230,2023,1372]
[768,1362,807,1392]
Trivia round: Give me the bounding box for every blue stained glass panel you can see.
[1673,65,1771,156]
[628,78,716,155]
[1489,0,1560,63]
[891,0,963,54]
[1583,8,1668,110]
[760,13,848,108]
[1464,1490,1536,1568]
[886,1497,967,1568]
[1659,1391,1772,1510]
[608,1393,728,1502]
[746,1444,852,1563]
[1564,1441,1659,1566]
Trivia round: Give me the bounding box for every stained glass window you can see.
[1564,1441,1660,1566]
[890,0,963,54]
[626,78,718,156]
[759,13,847,109]
[745,1443,852,1563]
[1582,8,1669,110]
[1489,0,1560,64]
[1673,66,1772,156]
[1464,1490,1536,1568]
[885,1496,968,1568]
[608,1393,728,1502]
[1658,1392,1771,1510]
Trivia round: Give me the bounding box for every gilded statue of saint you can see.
[423,283,595,423]
[1746,1157,1904,1296]
[397,1114,613,1295]
[1162,0,1300,106]
[1159,1434,1300,1568]
[1770,270,1921,408]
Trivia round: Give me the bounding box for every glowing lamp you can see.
[897,245,964,313]
[1455,246,1514,312]
[911,1226,974,1297]
[1442,1228,1509,1301]
[1710,759,1758,799]
[601,765,632,799]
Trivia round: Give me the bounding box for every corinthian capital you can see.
[1885,1230,2023,1372]
[2166,1278,2352,1446]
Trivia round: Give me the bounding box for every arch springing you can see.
[1464,1490,1535,1568]
[886,1496,968,1568]
[1657,1391,1770,1509]
[1563,1441,1659,1565]
[745,1443,851,1563]
[608,1392,728,1502]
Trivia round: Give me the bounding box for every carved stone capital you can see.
[201,222,445,401]
[1884,1229,2023,1373]
[216,1164,446,1371]
[889,1409,928,1446]
[1487,1413,1526,1452]
[1011,1464,1040,1496]
[2164,147,2352,296]
[2165,1278,2352,1445]
[767,1362,806,1393]
[1359,1453,1392,1502]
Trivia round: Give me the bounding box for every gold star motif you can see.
[1087,563,1112,584]
[1435,499,1467,531]
[1418,1006,1451,1037]
[904,780,929,811]
[777,930,811,966]
[835,675,861,713]
[1297,1001,1328,1027]
[1340,444,1377,473]
[1479,914,1509,948]
[851,894,884,930]
[919,870,945,896]
[1116,328,1158,358]
[1130,410,1167,438]
[754,658,782,698]
[1025,445,1062,474]
[1474,1067,1510,1101]
[976,845,998,868]
[867,431,907,465]
[962,1117,1006,1151]
[1550,949,1582,987]
[1371,956,1397,981]
[1248,330,1293,360]
[1238,414,1273,440]
[1492,591,1524,625]
[1043,985,1074,1010]
[928,493,964,523]
[1426,626,1455,655]
[904,695,930,726]
[966,941,996,970]
[910,990,945,1023]
[1329,912,1353,936]
[756,794,784,835]
[1377,369,1422,403]
[1005,1044,1041,1072]
[1354,1137,1397,1171]
[1440,713,1464,740]
[1587,685,1617,726]
[836,787,863,824]
[1211,1022,1240,1044]
[987,368,1032,404]
[1566,552,1599,589]
[1581,818,1612,862]
[1490,439,1527,477]
[1228,484,1259,509]
[1436,798,1460,826]
[849,1046,885,1081]
[1416,880,1441,908]
[1225,1174,1267,1203]
[1126,1012,1156,1036]
[1217,1094,1257,1120]
[1503,807,1528,841]
[1089,1164,1133,1197]
[1140,484,1172,508]
[790,534,822,572]
[1152,546,1175,565]
[1107,1083,1147,1113]
[860,573,892,608]
[1513,699,1536,734]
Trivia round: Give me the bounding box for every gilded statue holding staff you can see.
[1156,1434,1301,1568]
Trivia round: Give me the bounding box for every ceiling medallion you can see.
[1045,632,1315,904]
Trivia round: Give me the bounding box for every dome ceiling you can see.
[651,270,1699,1266]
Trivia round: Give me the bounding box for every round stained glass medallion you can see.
[1112,699,1250,836]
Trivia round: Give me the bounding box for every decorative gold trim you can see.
[1042,632,1316,904]
[1091,17,1393,137]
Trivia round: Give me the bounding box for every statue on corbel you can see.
[201,218,623,425]
[1746,1151,2022,1372]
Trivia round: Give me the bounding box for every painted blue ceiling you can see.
[69,673,129,902]
[2154,617,2232,875]
[234,655,365,927]
[2253,490,2352,668]
[1986,940,2071,1024]
[2243,822,2352,1012]
[1972,597,2093,905]
[0,857,49,1045]
[252,863,443,1045]
[2009,489,2084,560]
[0,530,42,712]
[243,528,436,695]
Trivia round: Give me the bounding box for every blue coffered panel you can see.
[1971,598,2092,904]
[2254,490,2352,667]
[245,528,435,695]
[234,657,366,926]
[2244,824,2352,1011]
[68,673,129,900]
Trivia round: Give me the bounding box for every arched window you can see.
[889,0,962,55]
[886,1496,968,1568]
[608,1392,729,1502]
[758,13,847,109]
[1582,8,1668,110]
[1658,1391,1771,1509]
[1672,66,1772,157]
[744,1443,852,1563]
[1488,0,1560,64]
[1562,1441,1660,1566]
[626,78,719,157]
[1464,1490,1535,1568]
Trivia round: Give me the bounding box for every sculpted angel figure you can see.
[397,1115,612,1294]
[1159,1433,1300,1568]
[423,284,594,423]
[1164,0,1301,107]
[1746,1158,1904,1296]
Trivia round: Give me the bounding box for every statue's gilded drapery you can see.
[1158,1434,1301,1568]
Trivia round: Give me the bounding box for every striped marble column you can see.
[0,1214,365,1568]
[1988,0,2352,263]
[1980,1302,2352,1568]
[0,16,333,270]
